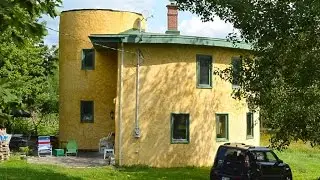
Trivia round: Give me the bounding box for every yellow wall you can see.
[59,9,259,167]
[117,44,260,167]
[59,9,144,149]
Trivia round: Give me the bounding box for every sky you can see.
[44,0,235,45]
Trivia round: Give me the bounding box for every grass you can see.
[0,135,319,180]
[261,134,320,180]
[0,157,209,180]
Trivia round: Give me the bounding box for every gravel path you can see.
[27,152,111,167]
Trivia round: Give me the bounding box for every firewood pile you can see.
[0,127,10,161]
[0,141,9,161]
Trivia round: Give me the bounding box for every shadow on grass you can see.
[0,161,82,180]
[118,166,210,180]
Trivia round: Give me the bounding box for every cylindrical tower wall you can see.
[59,9,144,149]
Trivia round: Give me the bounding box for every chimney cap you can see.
[169,0,177,5]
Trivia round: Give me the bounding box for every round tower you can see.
[59,9,144,149]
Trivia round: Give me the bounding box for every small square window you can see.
[246,112,254,138]
[171,113,190,144]
[82,49,95,70]
[216,114,228,141]
[81,101,94,123]
[197,55,212,88]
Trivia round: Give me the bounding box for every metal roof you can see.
[89,29,252,50]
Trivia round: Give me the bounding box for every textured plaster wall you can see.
[59,10,144,149]
[117,44,260,167]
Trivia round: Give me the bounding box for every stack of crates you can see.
[0,141,10,161]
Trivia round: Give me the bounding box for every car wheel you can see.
[285,176,292,180]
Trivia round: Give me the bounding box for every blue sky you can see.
[44,0,235,45]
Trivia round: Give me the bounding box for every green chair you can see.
[65,139,78,156]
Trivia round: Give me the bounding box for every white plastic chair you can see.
[99,132,115,159]
[103,145,114,159]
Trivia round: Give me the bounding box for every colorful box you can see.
[53,149,64,156]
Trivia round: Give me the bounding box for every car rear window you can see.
[214,147,246,168]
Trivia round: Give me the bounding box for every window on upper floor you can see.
[216,113,229,141]
[231,57,242,87]
[171,113,190,144]
[81,101,94,123]
[82,49,95,70]
[246,112,254,139]
[196,55,212,88]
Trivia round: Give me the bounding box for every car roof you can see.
[220,143,271,151]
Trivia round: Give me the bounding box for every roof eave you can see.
[89,34,252,50]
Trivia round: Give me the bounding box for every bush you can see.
[7,113,58,136]
[37,113,59,135]
[19,146,32,156]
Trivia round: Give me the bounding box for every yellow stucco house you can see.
[59,2,259,167]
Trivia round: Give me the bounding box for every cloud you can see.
[179,16,236,39]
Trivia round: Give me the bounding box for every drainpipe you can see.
[118,42,124,166]
[134,49,141,138]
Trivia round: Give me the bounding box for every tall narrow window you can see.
[197,55,212,88]
[82,49,95,70]
[231,57,241,87]
[81,101,94,123]
[171,113,190,144]
[216,114,228,141]
[247,112,254,138]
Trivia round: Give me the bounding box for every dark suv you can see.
[210,143,292,180]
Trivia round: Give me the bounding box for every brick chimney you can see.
[166,0,180,35]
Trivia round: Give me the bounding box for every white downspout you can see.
[118,42,124,166]
[134,49,141,138]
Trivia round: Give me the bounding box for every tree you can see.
[177,0,320,149]
[0,79,20,126]
[0,0,61,43]
[0,0,61,134]
[0,38,59,134]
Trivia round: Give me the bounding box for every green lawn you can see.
[261,134,320,180]
[0,159,209,180]
[0,135,319,180]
